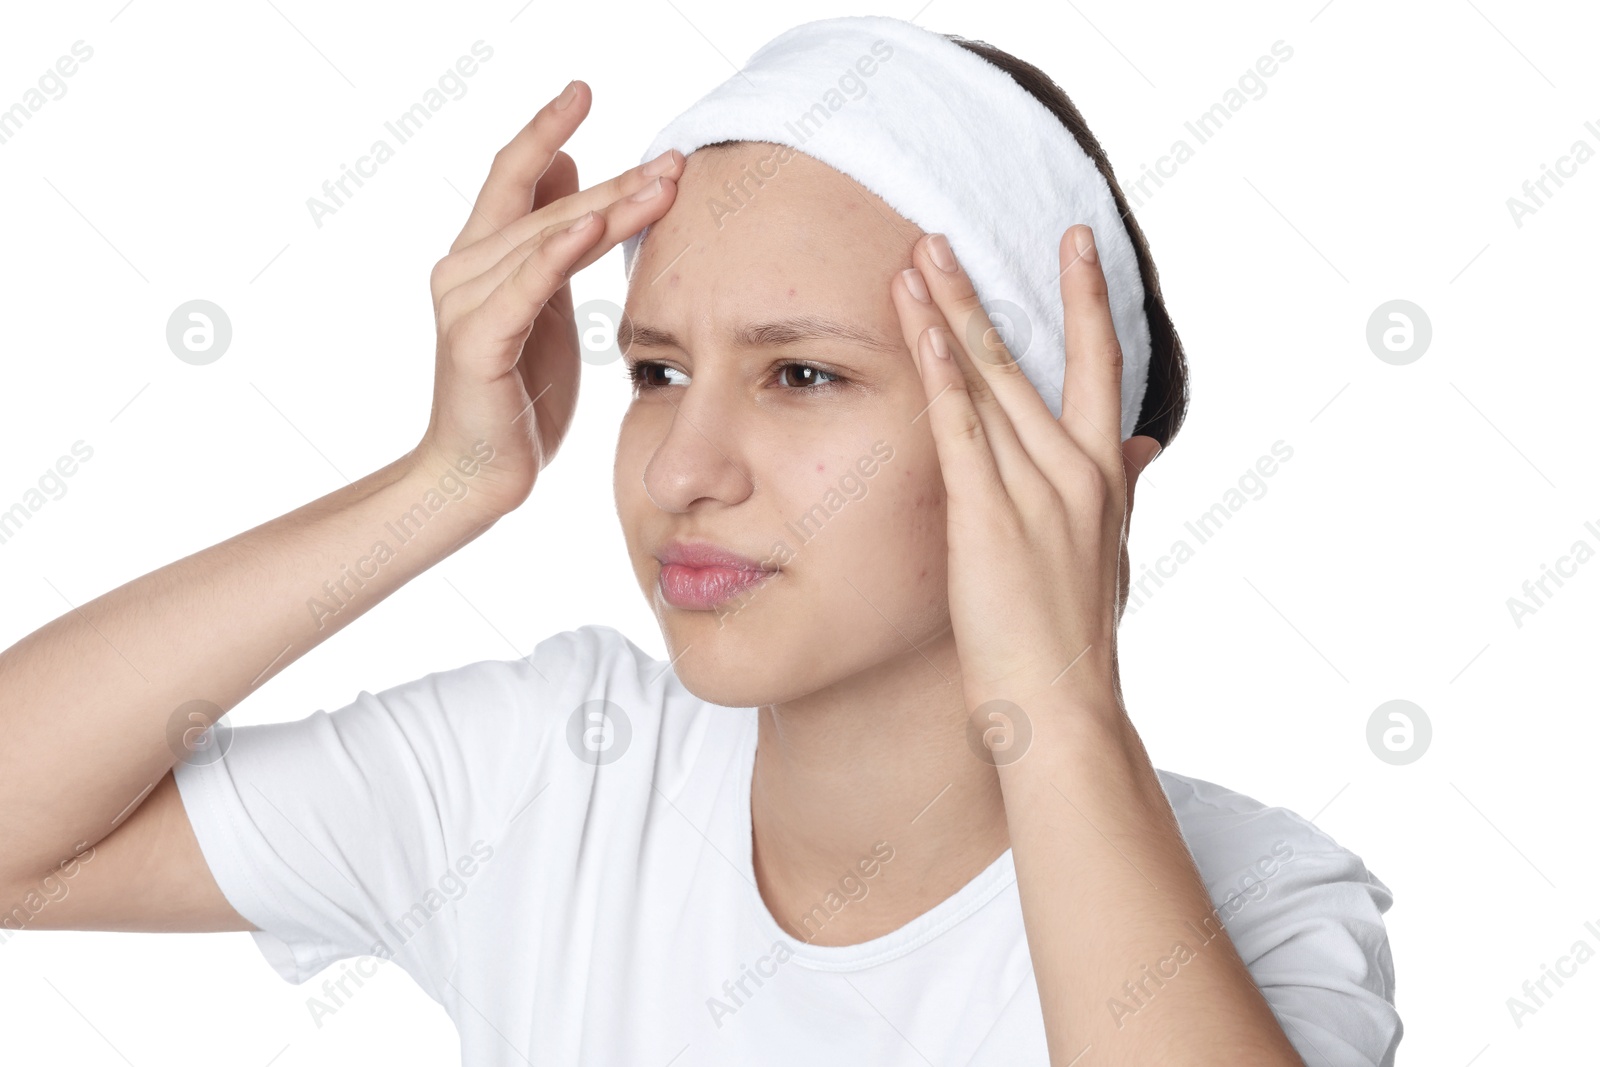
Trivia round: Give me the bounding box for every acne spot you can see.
[919,567,927,579]
[816,462,825,472]
[787,287,797,299]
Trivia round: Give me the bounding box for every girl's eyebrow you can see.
[619,315,901,355]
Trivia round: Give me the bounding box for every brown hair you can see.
[943,33,1189,449]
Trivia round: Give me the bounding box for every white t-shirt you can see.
[173,624,1402,1066]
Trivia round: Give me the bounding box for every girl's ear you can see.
[1120,435,1162,514]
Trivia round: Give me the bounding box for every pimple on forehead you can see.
[816,462,825,472]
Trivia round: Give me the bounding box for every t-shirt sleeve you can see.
[1231,845,1403,1067]
[171,626,603,995]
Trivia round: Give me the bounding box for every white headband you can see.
[621,14,1152,441]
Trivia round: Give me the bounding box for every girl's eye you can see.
[625,361,687,390]
[625,361,844,393]
[774,363,842,390]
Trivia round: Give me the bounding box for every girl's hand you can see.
[415,80,684,524]
[889,227,1163,715]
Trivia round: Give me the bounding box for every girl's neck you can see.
[749,628,1011,947]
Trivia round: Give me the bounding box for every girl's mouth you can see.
[657,563,776,610]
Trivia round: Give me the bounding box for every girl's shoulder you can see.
[1153,767,1389,900]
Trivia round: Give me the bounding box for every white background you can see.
[2,0,1595,1063]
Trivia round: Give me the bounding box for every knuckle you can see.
[1063,456,1109,504]
[1098,336,1125,369]
[953,406,987,445]
[441,315,474,357]
[429,254,455,294]
[437,285,472,324]
[950,289,987,320]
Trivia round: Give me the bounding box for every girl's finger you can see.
[446,211,608,378]
[440,175,678,317]
[897,239,1042,482]
[911,234,1061,442]
[906,323,1012,517]
[438,147,685,295]
[450,80,592,254]
[1058,224,1126,467]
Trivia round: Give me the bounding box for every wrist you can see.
[401,438,514,529]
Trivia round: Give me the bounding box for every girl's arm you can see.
[0,449,492,928]
[0,79,685,924]
[889,224,1306,1064]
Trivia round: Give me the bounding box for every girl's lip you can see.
[655,538,776,572]
[657,563,776,610]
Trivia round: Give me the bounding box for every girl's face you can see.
[614,141,952,709]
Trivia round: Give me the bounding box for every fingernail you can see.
[566,210,596,233]
[926,327,951,360]
[642,148,677,177]
[1074,225,1098,264]
[901,267,931,303]
[629,176,663,202]
[553,80,579,109]
[927,233,958,273]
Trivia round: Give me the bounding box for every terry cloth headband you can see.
[621,13,1153,441]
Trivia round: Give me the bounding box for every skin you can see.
[0,82,1301,1065]
[616,141,1303,1063]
